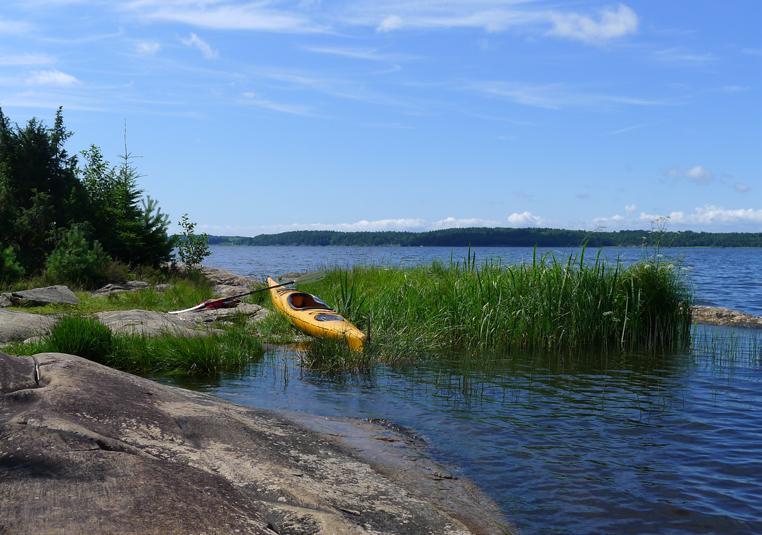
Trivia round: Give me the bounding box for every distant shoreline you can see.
[205,228,762,248]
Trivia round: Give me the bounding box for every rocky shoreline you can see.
[0,352,509,534]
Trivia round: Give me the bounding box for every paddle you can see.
[168,271,326,314]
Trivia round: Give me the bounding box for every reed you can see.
[300,249,693,356]
[4,315,263,375]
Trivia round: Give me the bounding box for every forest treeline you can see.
[0,108,174,286]
[209,228,762,247]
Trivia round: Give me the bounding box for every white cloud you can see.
[432,216,499,228]
[135,40,161,55]
[26,69,80,87]
[667,164,713,184]
[468,81,672,110]
[507,211,544,227]
[127,0,320,33]
[240,91,313,116]
[0,18,32,34]
[653,48,715,65]
[377,15,403,32]
[625,204,637,213]
[181,33,218,59]
[639,206,762,226]
[0,53,53,66]
[548,3,638,44]
[303,45,415,63]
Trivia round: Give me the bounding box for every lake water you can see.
[206,245,762,315]
[173,245,762,533]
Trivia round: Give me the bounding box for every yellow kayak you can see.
[267,277,365,351]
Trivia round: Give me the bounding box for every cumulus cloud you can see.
[26,69,79,87]
[507,211,544,227]
[181,33,218,59]
[548,3,638,44]
[135,40,161,55]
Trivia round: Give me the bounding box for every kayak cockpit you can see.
[287,292,330,311]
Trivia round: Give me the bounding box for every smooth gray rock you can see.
[177,303,270,325]
[0,352,509,534]
[8,285,79,306]
[95,309,212,337]
[0,309,58,342]
[93,280,150,296]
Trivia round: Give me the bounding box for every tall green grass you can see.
[301,249,692,356]
[4,315,263,375]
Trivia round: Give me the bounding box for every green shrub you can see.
[176,213,210,270]
[0,245,24,284]
[45,226,112,287]
[46,316,114,363]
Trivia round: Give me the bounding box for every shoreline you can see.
[0,351,510,534]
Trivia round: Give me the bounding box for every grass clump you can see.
[301,337,374,374]
[4,315,262,376]
[300,249,693,357]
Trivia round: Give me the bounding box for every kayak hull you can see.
[267,277,365,351]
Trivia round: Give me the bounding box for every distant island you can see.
[208,228,762,247]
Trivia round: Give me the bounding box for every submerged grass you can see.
[300,249,693,359]
[4,315,263,375]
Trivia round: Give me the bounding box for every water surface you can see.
[206,245,762,315]
[181,245,762,533]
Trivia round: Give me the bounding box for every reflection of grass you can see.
[300,249,693,359]
[4,315,263,375]
[691,327,762,365]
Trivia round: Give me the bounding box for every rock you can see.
[0,352,509,534]
[177,303,270,325]
[0,310,58,343]
[93,280,151,296]
[6,285,79,306]
[201,266,255,298]
[0,293,12,307]
[153,283,171,292]
[95,310,213,337]
[692,305,762,329]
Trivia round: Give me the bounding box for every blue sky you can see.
[1,0,760,234]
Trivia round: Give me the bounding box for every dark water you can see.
[206,245,762,315]
[176,246,762,533]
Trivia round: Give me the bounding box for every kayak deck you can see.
[267,277,365,351]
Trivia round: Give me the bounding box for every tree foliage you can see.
[177,213,210,270]
[0,107,174,280]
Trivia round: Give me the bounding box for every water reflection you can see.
[156,326,762,533]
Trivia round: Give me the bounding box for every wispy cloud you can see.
[346,1,637,44]
[135,40,161,56]
[181,33,217,59]
[126,0,321,33]
[303,45,416,63]
[734,182,751,193]
[609,122,648,135]
[0,53,54,66]
[26,69,80,87]
[547,3,638,44]
[0,18,32,34]
[468,81,673,110]
[653,47,715,65]
[239,91,313,116]
[433,216,499,228]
